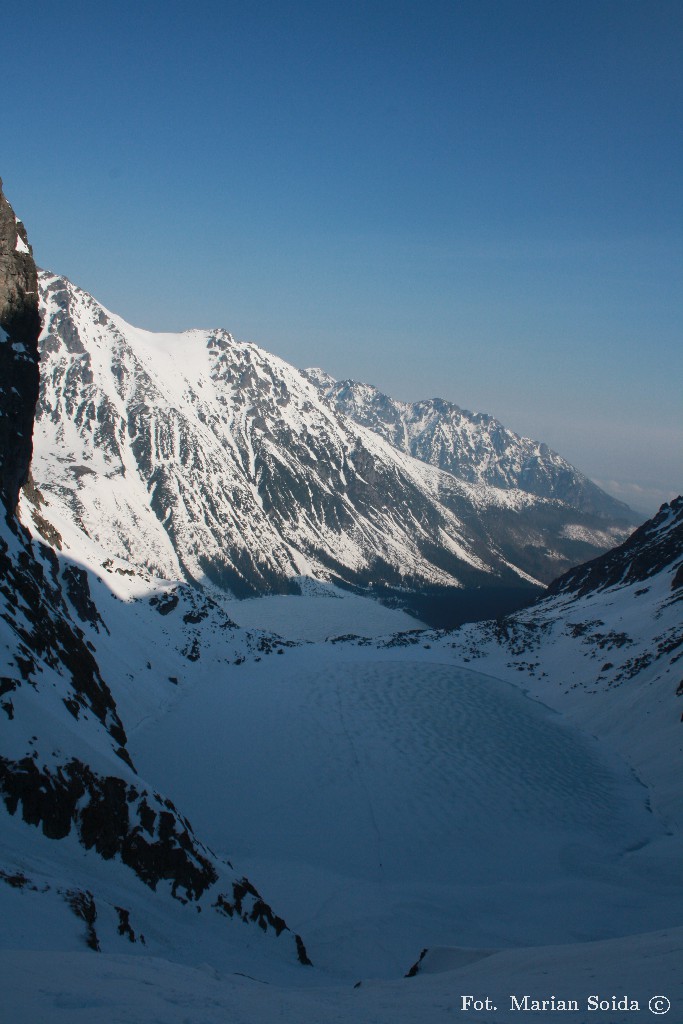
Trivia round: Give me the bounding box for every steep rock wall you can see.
[0,179,41,512]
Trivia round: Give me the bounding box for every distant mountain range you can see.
[304,368,632,519]
[29,272,637,626]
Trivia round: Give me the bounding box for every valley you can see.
[1,179,681,1023]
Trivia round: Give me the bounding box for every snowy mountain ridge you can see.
[304,370,635,520]
[35,272,511,593]
[31,272,634,622]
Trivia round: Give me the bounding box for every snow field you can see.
[129,653,682,979]
[4,925,682,1024]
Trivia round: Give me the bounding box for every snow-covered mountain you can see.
[30,273,635,623]
[8,479,679,1017]
[304,370,635,520]
[5,475,683,1019]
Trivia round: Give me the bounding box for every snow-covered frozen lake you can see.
[220,586,426,640]
[130,652,682,980]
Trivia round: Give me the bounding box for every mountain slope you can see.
[545,494,683,599]
[305,371,635,521]
[32,273,633,614]
[0,511,313,968]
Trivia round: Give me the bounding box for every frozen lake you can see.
[131,652,682,979]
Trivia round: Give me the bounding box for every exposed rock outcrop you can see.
[0,178,41,512]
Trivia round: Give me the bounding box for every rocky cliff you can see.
[0,179,41,512]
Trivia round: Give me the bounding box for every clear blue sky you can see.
[3,0,681,514]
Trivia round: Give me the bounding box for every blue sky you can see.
[3,0,681,513]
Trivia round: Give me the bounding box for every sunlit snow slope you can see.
[32,272,633,604]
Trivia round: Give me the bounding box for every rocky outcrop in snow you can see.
[545,495,683,599]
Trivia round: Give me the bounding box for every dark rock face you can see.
[0,179,41,512]
[0,755,218,900]
[0,751,308,954]
[65,888,101,951]
[0,528,128,755]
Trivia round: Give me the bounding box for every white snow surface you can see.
[3,926,683,1024]
[129,651,682,974]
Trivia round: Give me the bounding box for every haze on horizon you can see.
[3,0,681,515]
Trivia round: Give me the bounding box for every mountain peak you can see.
[302,366,337,389]
[26,271,643,623]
